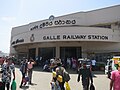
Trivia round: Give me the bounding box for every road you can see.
[1,66,110,90]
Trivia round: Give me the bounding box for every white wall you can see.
[11,24,29,37]
[85,5,120,25]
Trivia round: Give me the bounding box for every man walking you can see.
[19,58,28,88]
[27,57,35,85]
[51,58,70,90]
[77,61,93,90]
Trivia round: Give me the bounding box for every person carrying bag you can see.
[11,79,16,90]
[77,61,93,90]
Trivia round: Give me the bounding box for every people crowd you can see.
[4,55,120,90]
[0,57,15,90]
[0,56,95,90]
[0,56,36,89]
[42,57,79,72]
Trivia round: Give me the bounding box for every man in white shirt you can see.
[91,59,96,77]
[91,59,96,71]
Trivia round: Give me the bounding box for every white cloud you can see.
[1,16,16,22]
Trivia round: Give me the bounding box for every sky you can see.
[0,0,120,53]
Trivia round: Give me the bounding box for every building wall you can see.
[11,5,120,36]
[86,5,120,25]
[10,5,120,59]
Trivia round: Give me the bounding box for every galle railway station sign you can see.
[43,34,109,41]
[11,34,109,46]
[29,16,109,41]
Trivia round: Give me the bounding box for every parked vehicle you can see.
[105,56,120,78]
[95,62,105,71]
[105,59,113,74]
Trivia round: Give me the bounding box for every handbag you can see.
[11,80,16,90]
[65,82,71,90]
[25,76,29,82]
[23,76,29,83]
[90,83,95,90]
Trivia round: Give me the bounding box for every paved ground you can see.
[1,66,110,90]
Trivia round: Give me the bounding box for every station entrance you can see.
[60,47,82,60]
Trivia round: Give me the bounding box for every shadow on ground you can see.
[20,86,29,90]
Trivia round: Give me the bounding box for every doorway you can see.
[60,47,82,59]
[28,48,36,60]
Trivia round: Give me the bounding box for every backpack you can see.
[63,71,70,82]
[56,67,70,82]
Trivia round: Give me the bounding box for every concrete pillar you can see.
[56,46,60,58]
[82,53,87,58]
[36,47,39,57]
[82,48,87,58]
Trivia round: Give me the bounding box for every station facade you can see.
[10,5,120,62]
